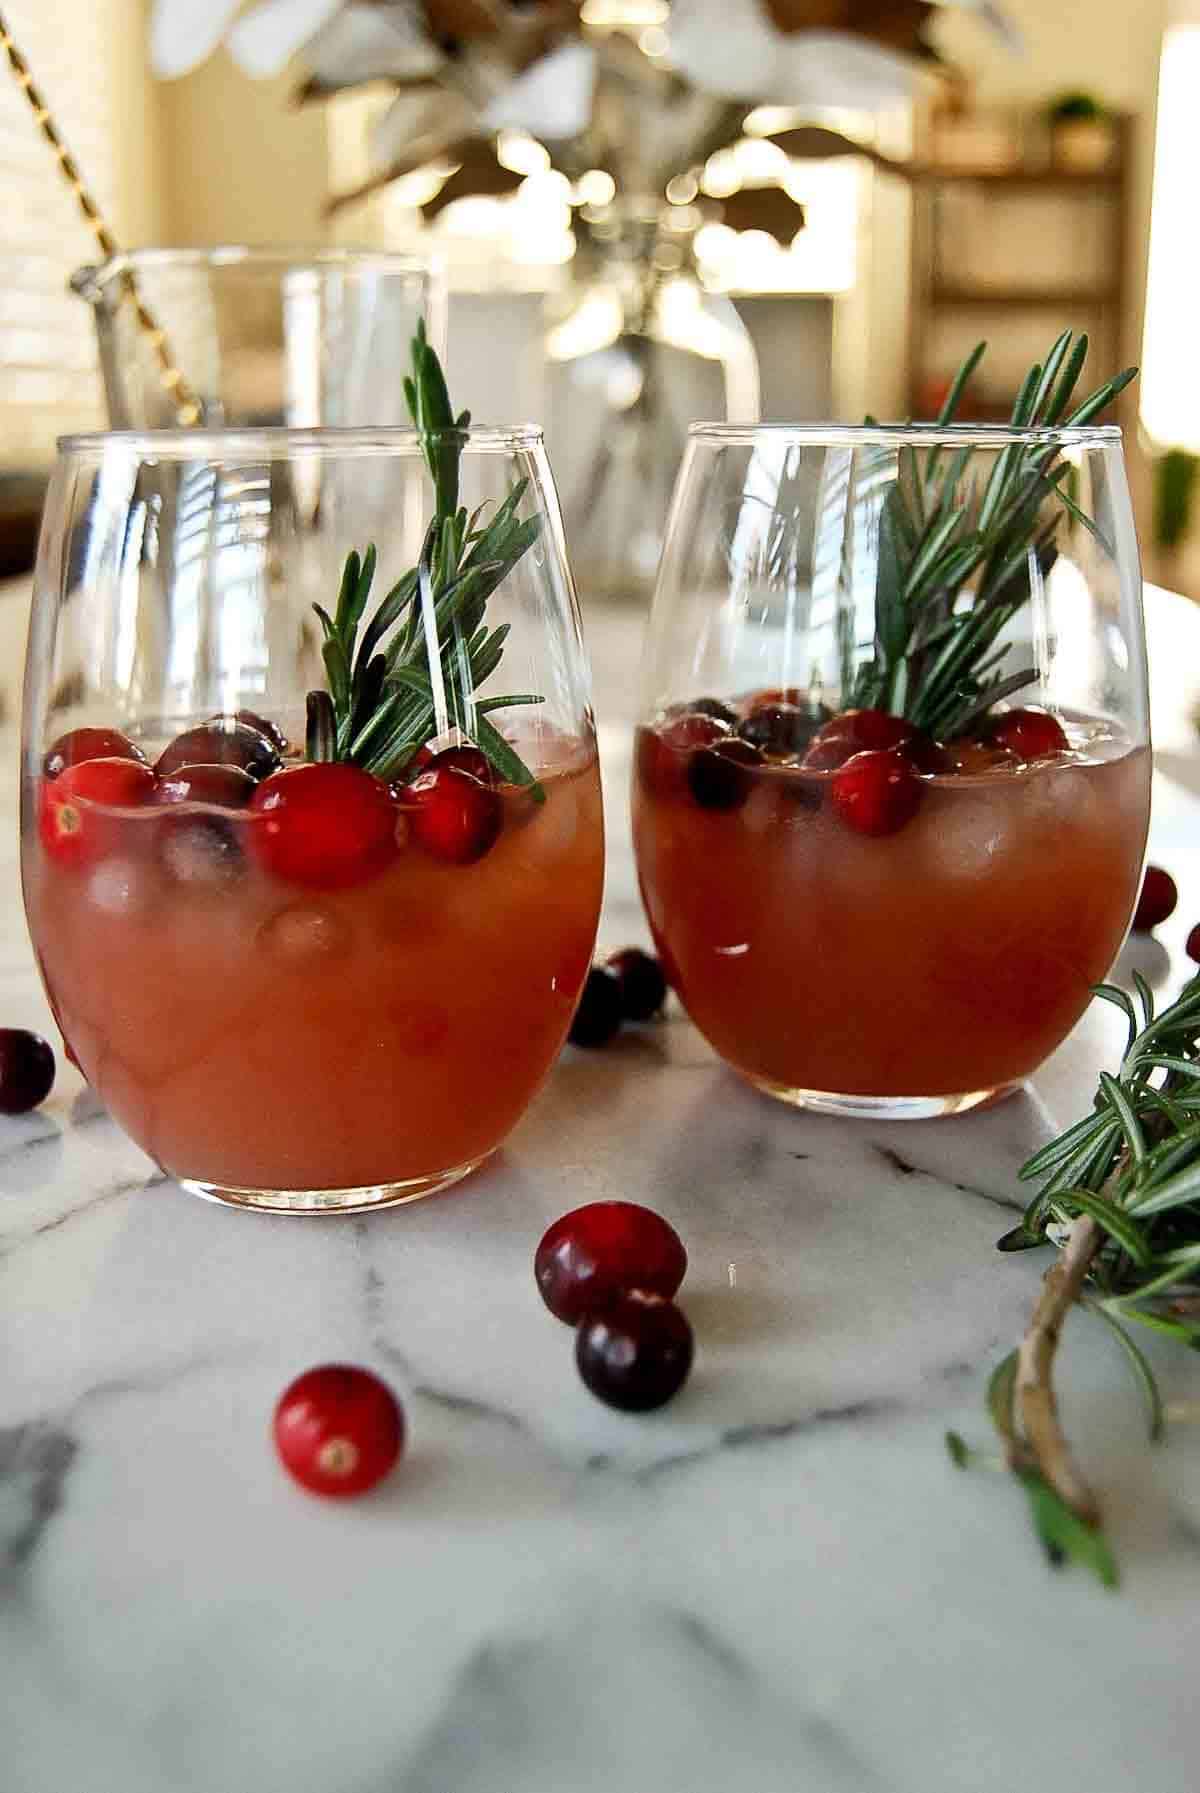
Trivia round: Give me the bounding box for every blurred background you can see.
[1,0,1198,607]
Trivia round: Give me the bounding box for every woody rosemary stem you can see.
[1014,1214,1105,1526]
[0,8,201,425]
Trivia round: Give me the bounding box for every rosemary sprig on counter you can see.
[305,322,544,793]
[949,971,1200,1588]
[842,332,1137,740]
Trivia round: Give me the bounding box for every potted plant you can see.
[1047,90,1115,173]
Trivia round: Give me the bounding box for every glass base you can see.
[177,1154,490,1215]
[745,1075,1020,1120]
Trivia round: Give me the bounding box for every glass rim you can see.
[687,420,1122,449]
[56,424,545,459]
[71,244,440,289]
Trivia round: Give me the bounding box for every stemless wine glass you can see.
[633,422,1151,1118]
[23,427,603,1212]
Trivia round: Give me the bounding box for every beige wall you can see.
[158,53,330,248]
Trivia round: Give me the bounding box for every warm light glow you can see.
[495,130,550,176]
[743,106,798,138]
[575,168,617,206]
[580,0,668,22]
[1142,24,1200,449]
[695,159,857,294]
[665,172,699,205]
[638,25,669,57]
[702,150,740,199]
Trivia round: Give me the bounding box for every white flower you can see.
[303,3,443,93]
[150,0,244,78]
[227,0,343,79]
[482,42,596,142]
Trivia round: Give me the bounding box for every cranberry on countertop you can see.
[0,1030,56,1114]
[606,948,668,1023]
[250,763,401,890]
[536,1200,687,1325]
[568,967,625,1048]
[575,1292,695,1412]
[1186,923,1200,966]
[1133,865,1178,934]
[830,748,922,838]
[273,1365,404,1499]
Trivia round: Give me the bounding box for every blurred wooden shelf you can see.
[930,283,1121,308]
[915,166,1121,189]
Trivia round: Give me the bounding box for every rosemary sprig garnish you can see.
[305,322,545,794]
[949,971,1200,1588]
[842,332,1137,739]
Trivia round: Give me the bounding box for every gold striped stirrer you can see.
[0,6,202,426]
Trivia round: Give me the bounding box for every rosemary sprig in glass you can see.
[949,971,1200,1588]
[841,332,1137,739]
[305,322,545,795]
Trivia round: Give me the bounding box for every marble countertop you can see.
[5,585,1200,1793]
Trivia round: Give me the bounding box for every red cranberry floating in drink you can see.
[535,1200,687,1324]
[736,701,827,757]
[638,711,730,801]
[985,707,1069,763]
[155,763,257,809]
[250,763,401,890]
[1133,865,1178,933]
[811,708,917,756]
[685,696,739,725]
[273,1365,405,1498]
[568,966,624,1047]
[230,708,289,753]
[39,757,158,869]
[406,765,502,865]
[43,728,147,781]
[801,736,856,772]
[575,1291,694,1411]
[0,1030,56,1114]
[425,744,496,787]
[606,948,667,1022]
[942,739,1017,776]
[156,721,281,782]
[688,737,761,811]
[830,748,922,837]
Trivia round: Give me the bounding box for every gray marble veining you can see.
[3,586,1200,1791]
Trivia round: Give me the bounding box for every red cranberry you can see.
[606,948,667,1023]
[568,966,624,1047]
[688,738,762,810]
[682,696,738,725]
[0,1030,55,1114]
[155,763,257,809]
[43,728,147,781]
[1133,865,1178,933]
[736,701,827,756]
[812,709,917,755]
[575,1292,694,1412]
[638,714,730,801]
[250,764,400,890]
[38,758,158,868]
[229,708,289,752]
[535,1200,687,1324]
[405,765,502,865]
[801,736,856,772]
[830,748,922,837]
[985,708,1069,762]
[1186,923,1200,965]
[156,721,280,782]
[425,744,496,786]
[273,1365,404,1499]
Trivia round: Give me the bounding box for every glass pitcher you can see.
[71,246,445,429]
